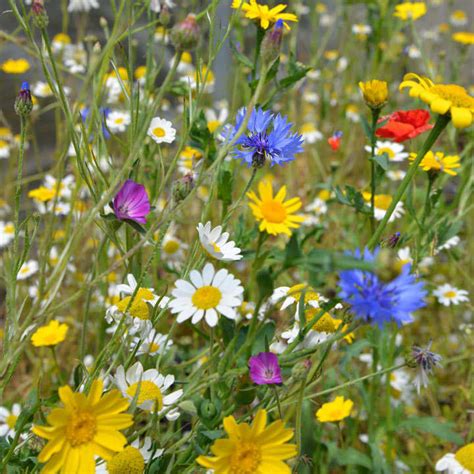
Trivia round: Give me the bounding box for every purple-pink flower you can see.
[113,179,150,224]
[248,352,282,385]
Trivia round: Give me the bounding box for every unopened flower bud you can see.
[99,17,108,29]
[291,359,310,381]
[15,82,33,117]
[359,79,388,109]
[159,5,171,27]
[172,173,194,202]
[171,14,200,51]
[261,19,284,65]
[32,0,49,28]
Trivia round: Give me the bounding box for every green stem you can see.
[368,114,450,249]
[421,172,437,229]
[369,108,381,232]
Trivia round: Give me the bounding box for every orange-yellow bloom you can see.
[232,0,298,30]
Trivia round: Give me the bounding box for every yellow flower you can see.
[32,379,133,474]
[31,320,68,347]
[28,186,56,202]
[393,2,427,21]
[232,0,298,30]
[315,396,353,422]
[452,32,474,45]
[116,288,155,320]
[308,310,355,343]
[196,409,297,473]
[409,151,461,176]
[247,181,305,236]
[399,73,474,128]
[359,80,388,109]
[1,58,31,74]
[134,66,147,80]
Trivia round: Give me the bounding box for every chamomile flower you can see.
[106,110,131,133]
[17,260,39,280]
[51,32,72,53]
[352,24,372,38]
[131,330,173,356]
[0,140,10,159]
[300,122,323,143]
[169,262,243,327]
[367,141,409,162]
[362,193,405,222]
[147,117,176,144]
[0,404,22,439]
[436,443,474,473]
[433,284,469,306]
[161,229,188,267]
[0,221,15,248]
[305,197,328,216]
[197,221,242,262]
[345,104,361,122]
[436,235,460,252]
[32,81,54,98]
[178,146,203,174]
[387,170,407,181]
[114,362,183,419]
[449,10,468,27]
[272,283,326,311]
[205,101,229,133]
[68,0,99,12]
[96,436,163,473]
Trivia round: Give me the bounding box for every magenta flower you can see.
[248,352,282,385]
[113,179,150,224]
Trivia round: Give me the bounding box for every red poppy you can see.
[328,131,343,151]
[376,109,433,142]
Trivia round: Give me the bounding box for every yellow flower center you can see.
[0,140,8,149]
[107,446,145,474]
[149,342,160,352]
[261,200,287,223]
[309,311,338,333]
[114,117,124,124]
[230,441,261,474]
[163,239,180,254]
[455,443,474,471]
[153,127,166,138]
[443,290,457,298]
[116,288,154,320]
[377,147,395,159]
[301,123,316,133]
[288,284,320,305]
[207,120,220,132]
[211,242,221,253]
[192,286,222,310]
[6,414,17,429]
[126,381,163,409]
[65,410,97,447]
[5,224,14,234]
[373,194,392,210]
[430,84,474,108]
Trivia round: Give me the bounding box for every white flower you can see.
[68,0,99,12]
[32,81,54,98]
[387,170,406,181]
[405,44,421,58]
[345,105,360,123]
[169,263,243,327]
[300,123,323,144]
[17,260,39,280]
[114,362,183,419]
[205,102,229,134]
[131,330,173,356]
[147,117,176,144]
[433,284,469,306]
[436,443,474,473]
[436,235,460,253]
[303,91,319,104]
[366,141,409,162]
[0,221,15,248]
[96,436,163,473]
[305,198,328,215]
[150,0,174,13]
[352,24,372,35]
[0,140,10,159]
[271,284,326,311]
[106,111,131,133]
[449,10,468,27]
[197,222,242,262]
[44,174,75,199]
[161,230,188,267]
[0,404,22,439]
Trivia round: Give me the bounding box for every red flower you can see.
[376,109,433,142]
[328,130,343,151]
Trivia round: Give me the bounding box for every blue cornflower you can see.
[225,107,303,168]
[338,247,427,327]
[80,106,111,140]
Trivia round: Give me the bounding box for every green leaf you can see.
[124,219,146,234]
[371,152,389,171]
[284,232,301,267]
[229,39,254,69]
[399,417,463,444]
[256,267,274,301]
[252,322,276,354]
[334,447,373,469]
[217,169,234,205]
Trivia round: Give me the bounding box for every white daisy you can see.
[106,111,131,133]
[433,284,469,306]
[363,193,405,222]
[32,81,54,98]
[68,0,99,12]
[405,44,421,58]
[305,198,328,216]
[436,443,474,473]
[96,436,163,473]
[147,117,176,144]
[197,222,242,262]
[271,284,326,311]
[352,24,372,36]
[387,170,406,181]
[449,10,468,27]
[0,140,10,159]
[366,141,409,162]
[154,26,170,44]
[114,362,183,419]
[17,260,39,280]
[205,101,229,134]
[300,122,323,144]
[0,221,15,248]
[131,329,173,356]
[436,235,460,253]
[345,105,360,123]
[150,0,174,13]
[169,263,243,327]
[161,230,188,267]
[0,404,22,439]
[44,174,75,199]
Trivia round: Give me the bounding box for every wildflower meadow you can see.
[1,0,473,472]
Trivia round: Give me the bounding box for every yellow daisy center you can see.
[288,284,320,304]
[149,342,160,352]
[377,147,395,159]
[192,286,222,310]
[6,414,17,429]
[310,311,338,333]
[65,410,97,447]
[153,127,166,138]
[0,140,8,149]
[373,194,393,210]
[430,84,474,108]
[163,239,180,254]
[114,117,124,124]
[211,242,221,253]
[455,444,474,471]
[261,200,287,223]
[207,120,220,132]
[126,381,163,409]
[107,446,145,474]
[116,288,154,320]
[230,441,261,474]
[443,290,457,298]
